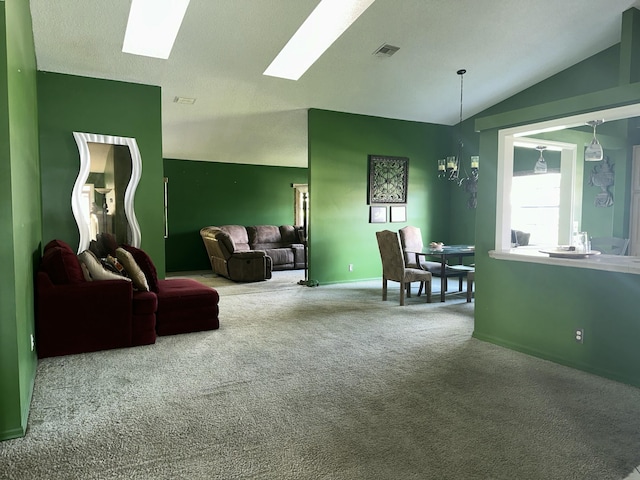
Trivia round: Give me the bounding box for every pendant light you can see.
[437,69,479,185]
[585,120,604,161]
[534,146,548,174]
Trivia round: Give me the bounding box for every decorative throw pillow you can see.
[102,254,126,275]
[43,239,73,253]
[41,245,86,284]
[80,262,92,282]
[78,250,131,282]
[88,239,106,259]
[116,247,149,292]
[121,244,158,293]
[97,232,118,256]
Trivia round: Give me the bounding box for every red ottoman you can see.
[155,278,220,336]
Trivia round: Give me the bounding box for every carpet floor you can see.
[2,271,640,479]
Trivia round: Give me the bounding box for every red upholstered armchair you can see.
[36,240,157,358]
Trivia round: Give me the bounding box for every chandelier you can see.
[437,69,479,208]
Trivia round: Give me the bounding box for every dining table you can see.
[417,245,475,302]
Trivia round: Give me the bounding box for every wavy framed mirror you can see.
[71,132,142,253]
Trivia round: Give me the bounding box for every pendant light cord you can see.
[458,69,465,125]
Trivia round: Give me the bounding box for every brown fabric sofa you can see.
[200,225,305,282]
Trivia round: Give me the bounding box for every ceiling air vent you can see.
[373,43,400,57]
[174,96,196,105]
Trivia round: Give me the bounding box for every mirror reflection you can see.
[81,143,133,243]
[72,132,142,253]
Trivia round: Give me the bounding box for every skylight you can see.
[122,0,191,59]
[263,0,376,81]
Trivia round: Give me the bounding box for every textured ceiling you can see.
[30,0,640,168]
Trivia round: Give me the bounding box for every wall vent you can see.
[174,96,196,105]
[373,44,400,57]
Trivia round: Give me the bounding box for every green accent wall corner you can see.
[308,109,453,285]
[0,0,41,441]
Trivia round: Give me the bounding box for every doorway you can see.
[293,183,308,227]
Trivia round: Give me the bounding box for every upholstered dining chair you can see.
[398,226,441,271]
[589,236,629,255]
[376,230,432,306]
[398,225,467,295]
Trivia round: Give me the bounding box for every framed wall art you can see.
[368,155,409,204]
[390,205,407,223]
[369,206,387,223]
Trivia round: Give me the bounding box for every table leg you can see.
[440,256,446,302]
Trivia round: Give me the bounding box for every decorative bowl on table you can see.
[429,242,444,251]
[539,247,601,259]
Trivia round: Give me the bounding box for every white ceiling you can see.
[29,0,640,168]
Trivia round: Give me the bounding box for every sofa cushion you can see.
[248,225,281,245]
[40,244,86,284]
[78,250,131,282]
[264,248,294,266]
[121,244,159,293]
[220,225,250,251]
[116,247,150,291]
[279,225,299,244]
[155,278,220,336]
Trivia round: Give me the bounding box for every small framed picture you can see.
[370,206,387,223]
[390,205,407,223]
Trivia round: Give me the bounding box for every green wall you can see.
[473,8,640,387]
[163,159,307,272]
[37,72,166,276]
[0,0,41,441]
[308,109,452,284]
[481,45,621,118]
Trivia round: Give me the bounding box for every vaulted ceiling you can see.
[29,0,640,168]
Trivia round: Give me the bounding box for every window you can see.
[511,173,561,245]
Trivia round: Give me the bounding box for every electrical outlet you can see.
[30,334,35,351]
[575,328,584,343]
[349,264,353,272]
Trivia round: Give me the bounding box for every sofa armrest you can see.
[36,272,136,357]
[231,250,267,259]
[288,244,306,268]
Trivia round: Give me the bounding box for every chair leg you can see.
[400,281,405,306]
[425,279,432,303]
[466,272,474,302]
[406,282,411,298]
[382,277,388,301]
